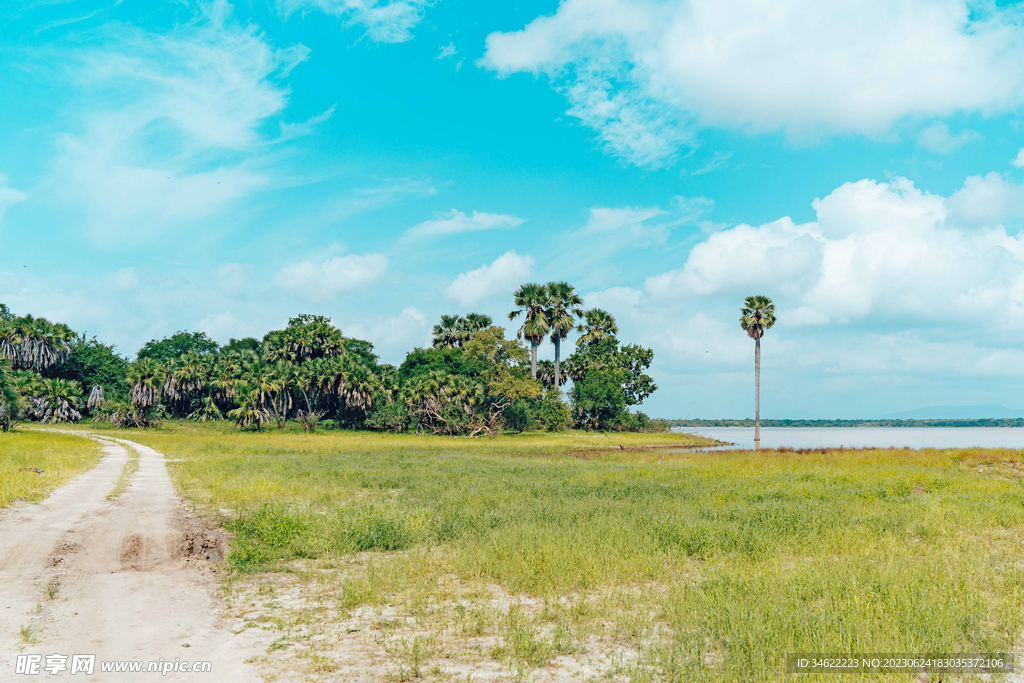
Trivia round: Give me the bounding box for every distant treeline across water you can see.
[670,418,1024,428]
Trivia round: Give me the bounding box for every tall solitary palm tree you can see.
[545,282,583,388]
[508,283,550,379]
[740,295,776,449]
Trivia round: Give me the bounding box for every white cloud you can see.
[275,253,388,300]
[55,0,310,243]
[646,175,1024,329]
[278,104,337,142]
[1013,147,1024,168]
[0,175,27,222]
[916,123,982,153]
[482,0,1024,166]
[196,311,258,342]
[585,286,644,310]
[436,42,457,59]
[347,306,430,359]
[278,0,431,43]
[444,251,534,307]
[946,172,1024,227]
[404,209,524,240]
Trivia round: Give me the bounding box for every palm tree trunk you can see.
[754,337,761,449]
[531,340,538,378]
[554,335,561,388]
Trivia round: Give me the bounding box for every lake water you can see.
[675,427,1024,450]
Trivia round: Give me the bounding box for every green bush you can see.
[365,400,411,433]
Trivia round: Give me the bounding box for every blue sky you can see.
[4,0,1024,418]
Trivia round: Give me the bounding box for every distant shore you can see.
[668,418,1024,428]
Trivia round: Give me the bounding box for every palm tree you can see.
[508,283,550,378]
[0,357,20,432]
[545,282,583,387]
[432,314,465,349]
[458,313,493,344]
[127,358,161,409]
[39,378,83,423]
[228,385,270,431]
[575,308,618,347]
[87,385,105,411]
[740,295,777,449]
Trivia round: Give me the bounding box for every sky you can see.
[4,0,1024,418]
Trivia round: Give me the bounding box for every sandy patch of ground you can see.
[0,434,270,682]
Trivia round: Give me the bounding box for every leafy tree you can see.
[740,295,777,448]
[576,309,618,347]
[0,304,12,322]
[508,283,550,378]
[399,346,486,382]
[565,337,657,430]
[137,331,219,361]
[570,369,626,430]
[545,281,583,388]
[53,337,129,403]
[404,327,540,435]
[223,337,261,354]
[565,338,656,406]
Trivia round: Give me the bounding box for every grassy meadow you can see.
[0,429,101,508]
[25,423,1024,681]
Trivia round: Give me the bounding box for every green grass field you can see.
[23,423,1024,681]
[0,429,101,508]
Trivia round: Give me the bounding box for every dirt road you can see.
[0,434,267,681]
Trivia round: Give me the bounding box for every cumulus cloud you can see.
[646,175,1024,329]
[346,307,430,360]
[584,286,644,310]
[275,253,388,300]
[55,0,312,243]
[278,0,432,43]
[404,209,524,240]
[445,251,534,307]
[195,311,259,342]
[482,0,1024,166]
[916,123,982,153]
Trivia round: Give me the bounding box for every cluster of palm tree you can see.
[116,317,387,431]
[508,281,617,387]
[431,313,493,349]
[6,371,84,424]
[0,315,75,372]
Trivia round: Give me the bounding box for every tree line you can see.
[0,283,659,435]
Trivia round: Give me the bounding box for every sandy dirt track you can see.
[0,433,268,682]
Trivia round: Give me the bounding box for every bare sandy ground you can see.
[0,434,269,682]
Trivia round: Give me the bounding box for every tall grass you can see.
[0,430,101,507]
[102,424,1024,680]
